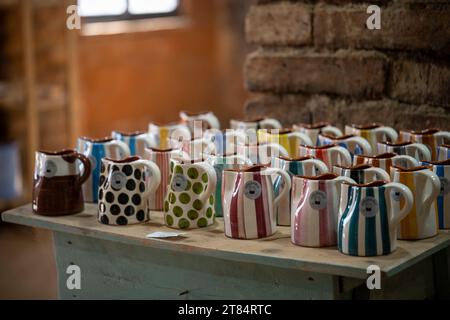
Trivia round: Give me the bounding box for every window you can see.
[78,0,179,21]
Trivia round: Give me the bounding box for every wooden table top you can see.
[2,204,449,279]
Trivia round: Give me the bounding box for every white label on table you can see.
[146,231,186,239]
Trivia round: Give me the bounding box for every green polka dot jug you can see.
[164,158,217,229]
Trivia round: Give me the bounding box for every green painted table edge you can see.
[2,204,450,280]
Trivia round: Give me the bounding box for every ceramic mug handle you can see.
[409,143,431,162]
[366,166,391,182]
[330,146,352,167]
[375,126,398,143]
[392,155,419,168]
[302,158,329,174]
[435,131,450,143]
[195,162,217,204]
[265,168,291,208]
[260,118,282,129]
[346,136,373,156]
[418,170,441,213]
[111,140,131,159]
[136,160,161,197]
[291,132,313,147]
[72,152,91,186]
[385,182,414,228]
[321,125,343,138]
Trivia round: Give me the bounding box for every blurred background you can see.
[0,0,252,299]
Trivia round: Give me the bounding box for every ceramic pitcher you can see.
[145,147,189,211]
[258,128,313,157]
[148,122,191,149]
[377,141,431,162]
[179,111,220,136]
[98,157,161,225]
[236,142,288,165]
[293,122,342,146]
[112,130,155,157]
[206,153,252,217]
[77,136,131,203]
[437,144,450,161]
[271,156,329,226]
[399,129,450,161]
[230,118,282,131]
[338,181,413,256]
[317,133,372,158]
[333,164,391,184]
[164,158,217,229]
[345,123,398,155]
[33,150,91,216]
[298,144,352,171]
[291,174,355,247]
[391,165,441,240]
[353,152,418,174]
[422,159,450,229]
[222,165,291,239]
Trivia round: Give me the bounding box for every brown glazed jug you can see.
[32,149,91,216]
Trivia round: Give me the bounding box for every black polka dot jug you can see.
[98,156,161,226]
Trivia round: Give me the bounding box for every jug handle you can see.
[345,136,373,156]
[384,182,414,228]
[409,143,431,162]
[194,162,217,204]
[291,132,313,147]
[330,146,352,167]
[366,167,390,182]
[260,118,282,129]
[73,152,91,186]
[417,170,441,212]
[375,126,398,143]
[321,125,343,138]
[392,154,419,168]
[135,160,161,197]
[264,168,291,208]
[111,140,131,159]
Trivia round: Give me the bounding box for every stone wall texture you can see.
[244,0,450,130]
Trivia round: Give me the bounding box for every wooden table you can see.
[2,204,450,299]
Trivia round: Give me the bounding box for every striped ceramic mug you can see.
[399,129,450,161]
[437,144,450,161]
[353,152,419,175]
[145,147,189,211]
[222,165,291,239]
[345,123,398,155]
[338,180,413,257]
[333,164,390,184]
[271,156,329,226]
[421,159,450,229]
[391,165,441,240]
[317,133,372,158]
[298,144,352,171]
[376,141,431,162]
[291,174,355,247]
[77,137,131,203]
[293,122,342,146]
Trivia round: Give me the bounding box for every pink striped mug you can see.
[291,173,355,247]
[298,144,352,171]
[222,165,291,239]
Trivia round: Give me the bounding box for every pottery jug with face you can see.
[206,153,252,217]
[338,181,413,256]
[145,147,189,211]
[293,122,342,146]
[33,150,91,216]
[291,174,355,247]
[230,118,282,131]
[98,157,161,225]
[298,144,352,171]
[112,130,155,157]
[258,128,313,157]
[354,152,419,175]
[164,158,217,229]
[148,122,191,150]
[333,164,391,184]
[222,165,291,239]
[77,137,131,203]
[437,144,450,161]
[317,133,372,158]
[421,159,450,229]
[377,141,431,162]
[271,156,329,226]
[399,129,450,161]
[345,123,398,155]
[391,165,441,240]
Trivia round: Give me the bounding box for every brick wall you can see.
[243,0,450,130]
